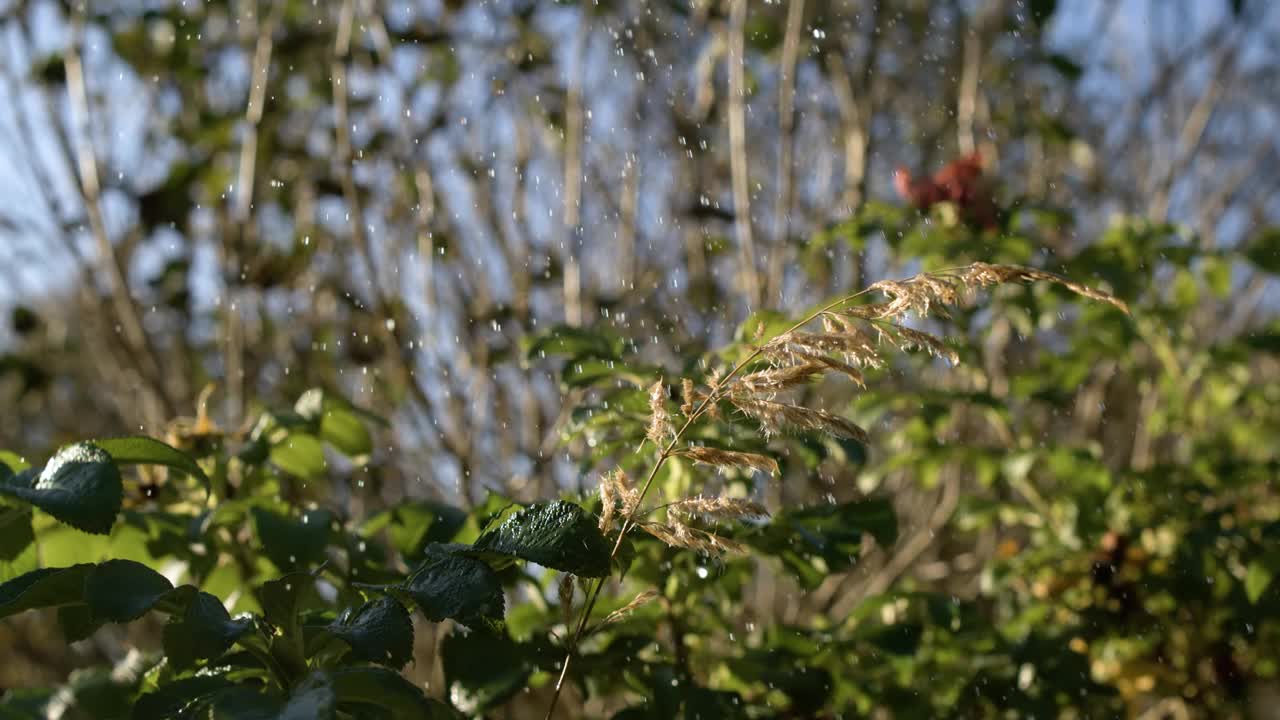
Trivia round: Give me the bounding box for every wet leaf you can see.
[0,565,93,618]
[325,596,414,669]
[331,665,456,718]
[162,591,253,669]
[0,443,122,534]
[370,544,504,629]
[473,501,611,577]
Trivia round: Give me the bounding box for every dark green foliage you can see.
[0,565,95,618]
[251,507,333,572]
[5,196,1280,720]
[325,596,415,668]
[741,498,898,589]
[94,436,211,494]
[0,444,122,534]
[375,545,505,628]
[84,560,177,622]
[162,592,254,669]
[473,501,613,577]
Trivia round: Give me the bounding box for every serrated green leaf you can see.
[252,507,333,572]
[92,436,210,495]
[331,666,454,718]
[473,501,611,577]
[162,591,253,669]
[269,433,327,479]
[0,564,93,619]
[326,596,414,668]
[0,443,122,534]
[85,559,175,622]
[280,672,336,720]
[373,544,504,629]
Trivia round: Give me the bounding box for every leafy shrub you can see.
[0,262,1126,718]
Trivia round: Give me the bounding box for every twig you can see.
[828,0,882,214]
[766,0,805,306]
[727,0,761,308]
[1147,42,1237,221]
[562,8,589,327]
[224,0,285,424]
[64,11,175,421]
[956,3,982,157]
[830,467,960,616]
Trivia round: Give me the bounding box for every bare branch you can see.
[727,0,761,308]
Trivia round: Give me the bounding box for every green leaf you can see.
[861,622,924,655]
[524,324,622,361]
[133,675,239,720]
[281,672,336,720]
[259,571,320,636]
[742,499,897,589]
[93,436,210,494]
[0,565,93,618]
[733,309,793,345]
[473,501,611,577]
[252,507,333,572]
[1246,560,1274,604]
[0,451,29,472]
[362,501,467,558]
[270,433,328,479]
[162,591,253,669]
[326,596,414,668]
[0,506,34,562]
[331,666,454,718]
[0,443,122,534]
[84,559,175,622]
[1244,227,1280,274]
[57,604,101,643]
[374,544,504,629]
[320,408,373,458]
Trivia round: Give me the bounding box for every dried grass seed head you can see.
[598,590,660,630]
[730,396,869,444]
[647,380,675,446]
[667,494,769,520]
[680,446,779,475]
